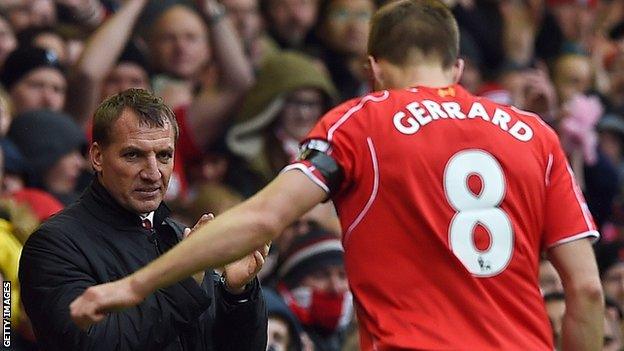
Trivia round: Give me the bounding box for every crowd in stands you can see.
[1,0,624,350]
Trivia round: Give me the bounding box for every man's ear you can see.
[452,58,465,83]
[367,55,384,90]
[90,142,103,173]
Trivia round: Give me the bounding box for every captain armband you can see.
[297,139,345,195]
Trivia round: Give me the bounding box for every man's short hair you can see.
[92,88,179,146]
[368,0,459,68]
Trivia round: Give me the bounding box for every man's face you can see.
[102,63,150,99]
[10,67,66,114]
[267,0,319,47]
[300,264,348,295]
[321,0,373,56]
[150,6,209,80]
[222,0,263,44]
[91,109,175,214]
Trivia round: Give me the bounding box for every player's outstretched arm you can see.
[548,238,604,351]
[69,170,327,330]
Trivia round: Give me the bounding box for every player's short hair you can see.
[368,0,459,68]
[92,88,179,146]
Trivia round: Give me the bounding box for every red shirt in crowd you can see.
[286,84,598,350]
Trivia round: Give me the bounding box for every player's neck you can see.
[378,62,455,90]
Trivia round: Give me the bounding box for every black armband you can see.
[298,139,344,195]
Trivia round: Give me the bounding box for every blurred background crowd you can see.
[1,0,624,350]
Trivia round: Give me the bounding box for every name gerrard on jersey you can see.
[392,99,534,142]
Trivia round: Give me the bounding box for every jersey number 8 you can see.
[443,149,514,277]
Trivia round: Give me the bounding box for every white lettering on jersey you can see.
[391,100,534,141]
[422,100,448,120]
[491,108,511,131]
[441,102,465,119]
[467,102,490,121]
[509,120,533,141]
[393,111,420,135]
[406,102,432,126]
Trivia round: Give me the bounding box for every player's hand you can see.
[184,213,215,285]
[222,242,270,294]
[70,278,143,330]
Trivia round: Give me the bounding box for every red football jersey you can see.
[284,84,598,350]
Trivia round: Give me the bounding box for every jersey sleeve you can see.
[543,132,600,248]
[282,98,365,199]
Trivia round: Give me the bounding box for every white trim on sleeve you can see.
[281,163,330,194]
[548,230,600,248]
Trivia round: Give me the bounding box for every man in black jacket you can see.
[19,88,268,350]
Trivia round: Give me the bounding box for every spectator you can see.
[557,95,620,228]
[552,53,594,105]
[65,0,151,127]
[225,51,340,231]
[222,0,279,70]
[263,288,307,351]
[226,51,337,189]
[261,0,320,51]
[317,0,375,101]
[19,88,268,350]
[146,1,255,201]
[499,0,539,68]
[8,109,86,205]
[496,64,558,122]
[277,228,352,351]
[0,46,66,115]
